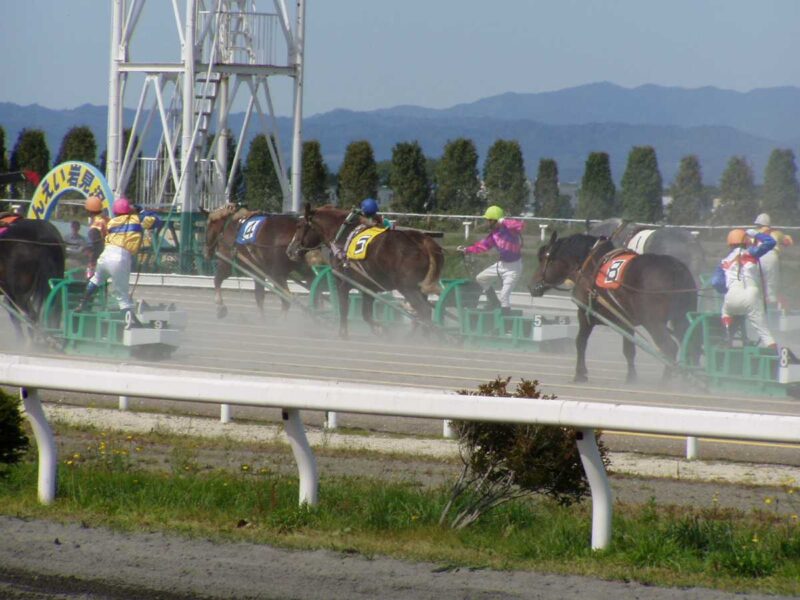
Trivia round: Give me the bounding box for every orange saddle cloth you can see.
[595,251,637,290]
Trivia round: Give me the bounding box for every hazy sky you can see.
[1,0,798,116]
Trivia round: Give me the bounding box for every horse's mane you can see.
[208,203,238,223]
[551,234,609,260]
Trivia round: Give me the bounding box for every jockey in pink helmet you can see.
[76,196,159,327]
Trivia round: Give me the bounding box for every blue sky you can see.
[1,0,798,116]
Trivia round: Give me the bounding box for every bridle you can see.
[290,214,325,254]
[534,243,576,293]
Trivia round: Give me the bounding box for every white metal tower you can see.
[106,0,306,268]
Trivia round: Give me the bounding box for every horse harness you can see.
[573,241,638,331]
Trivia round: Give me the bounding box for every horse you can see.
[202,204,315,319]
[0,217,65,342]
[589,218,706,279]
[286,204,444,339]
[529,231,697,383]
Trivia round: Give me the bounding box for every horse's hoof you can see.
[216,305,228,319]
[626,374,638,384]
[573,374,588,383]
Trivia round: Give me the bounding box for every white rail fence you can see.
[4,353,800,550]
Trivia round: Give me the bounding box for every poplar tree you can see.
[483,139,527,216]
[244,134,283,212]
[301,140,329,206]
[9,129,50,199]
[533,158,572,218]
[436,138,480,214]
[56,126,97,165]
[667,155,705,225]
[715,156,757,224]
[620,146,663,222]
[760,149,800,225]
[337,140,378,207]
[575,152,616,220]
[389,141,429,213]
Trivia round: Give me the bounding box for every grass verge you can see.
[2,441,800,595]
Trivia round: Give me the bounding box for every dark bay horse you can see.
[286,204,444,338]
[0,217,65,341]
[203,204,314,318]
[530,231,696,383]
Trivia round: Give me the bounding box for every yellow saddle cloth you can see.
[346,226,388,261]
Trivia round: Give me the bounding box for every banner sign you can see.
[27,161,113,220]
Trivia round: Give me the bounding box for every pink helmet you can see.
[112,197,133,215]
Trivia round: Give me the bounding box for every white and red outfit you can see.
[712,233,776,347]
[464,219,525,308]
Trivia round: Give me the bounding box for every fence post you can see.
[576,428,612,550]
[20,387,57,504]
[324,410,338,430]
[283,409,319,505]
[686,436,699,460]
[119,395,129,411]
[220,404,231,423]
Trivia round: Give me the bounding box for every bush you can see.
[0,388,29,476]
[440,377,608,529]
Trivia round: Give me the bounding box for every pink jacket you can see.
[465,219,524,262]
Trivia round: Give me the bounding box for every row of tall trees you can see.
[3,123,799,223]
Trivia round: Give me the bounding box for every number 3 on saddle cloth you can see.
[235,215,268,245]
[346,226,388,261]
[594,250,637,290]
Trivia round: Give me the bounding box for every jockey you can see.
[710,228,776,348]
[331,197,391,260]
[753,212,794,310]
[76,197,159,327]
[458,205,524,315]
[83,195,109,279]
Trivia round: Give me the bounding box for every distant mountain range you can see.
[1,82,798,184]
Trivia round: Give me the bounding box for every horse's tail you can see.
[418,235,444,295]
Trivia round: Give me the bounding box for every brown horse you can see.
[286,204,443,338]
[530,231,696,383]
[203,204,314,318]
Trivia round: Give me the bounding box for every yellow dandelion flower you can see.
[751,535,759,543]
[135,446,143,452]
[65,460,73,466]
[764,497,773,505]
[72,453,81,459]
[126,435,133,441]
[791,514,798,521]
[241,464,250,472]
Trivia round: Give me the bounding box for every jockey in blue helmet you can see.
[332,197,391,260]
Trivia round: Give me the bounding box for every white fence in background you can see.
[4,353,800,550]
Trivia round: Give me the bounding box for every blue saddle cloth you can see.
[236,215,268,245]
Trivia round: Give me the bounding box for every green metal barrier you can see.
[678,312,785,396]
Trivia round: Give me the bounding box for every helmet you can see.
[727,229,748,246]
[84,196,103,213]
[754,213,771,227]
[360,198,379,216]
[112,197,133,215]
[483,205,504,221]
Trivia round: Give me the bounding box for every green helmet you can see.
[483,205,504,221]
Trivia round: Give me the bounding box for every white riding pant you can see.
[90,245,134,311]
[476,260,522,308]
[759,250,779,305]
[722,283,774,347]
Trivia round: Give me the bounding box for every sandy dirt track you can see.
[0,515,795,600]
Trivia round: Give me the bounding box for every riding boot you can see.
[75,282,98,312]
[501,306,512,317]
[482,287,501,310]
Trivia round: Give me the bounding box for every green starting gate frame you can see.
[678,312,786,397]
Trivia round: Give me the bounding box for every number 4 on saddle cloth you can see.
[235,215,268,245]
[595,250,637,290]
[346,226,388,261]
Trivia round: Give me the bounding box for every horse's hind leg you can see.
[361,294,382,336]
[402,288,433,338]
[214,261,232,319]
[574,311,594,382]
[622,331,637,384]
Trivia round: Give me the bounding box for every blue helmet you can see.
[360,198,379,216]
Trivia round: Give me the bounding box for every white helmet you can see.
[754,213,771,227]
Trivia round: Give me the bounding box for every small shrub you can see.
[0,388,29,476]
[440,377,608,529]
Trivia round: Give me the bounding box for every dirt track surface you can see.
[1,515,795,600]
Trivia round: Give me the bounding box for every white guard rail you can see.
[4,353,800,551]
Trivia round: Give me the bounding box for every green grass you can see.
[2,457,800,595]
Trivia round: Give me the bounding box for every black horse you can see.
[0,217,65,342]
[530,231,696,383]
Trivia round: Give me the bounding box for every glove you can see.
[746,228,758,238]
[497,218,505,225]
[456,245,466,253]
